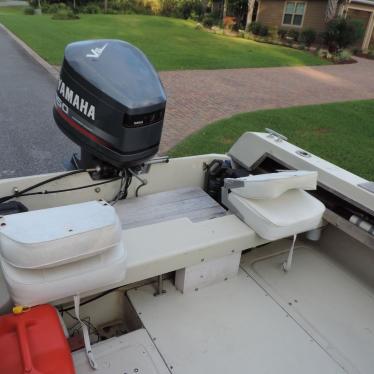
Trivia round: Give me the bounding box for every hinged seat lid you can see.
[0,200,122,269]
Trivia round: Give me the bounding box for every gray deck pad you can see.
[116,187,227,230]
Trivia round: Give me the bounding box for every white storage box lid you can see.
[0,200,122,269]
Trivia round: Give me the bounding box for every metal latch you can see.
[265,128,288,142]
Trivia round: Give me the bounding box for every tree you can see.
[322,17,365,52]
[246,0,255,27]
[223,0,228,18]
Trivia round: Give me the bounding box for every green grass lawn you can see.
[0,7,328,70]
[169,100,374,180]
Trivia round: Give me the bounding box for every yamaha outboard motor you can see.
[53,39,166,172]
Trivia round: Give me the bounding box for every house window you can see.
[283,1,306,27]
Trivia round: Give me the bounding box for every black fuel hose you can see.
[15,176,122,198]
[0,169,88,204]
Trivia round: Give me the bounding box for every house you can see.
[246,0,374,51]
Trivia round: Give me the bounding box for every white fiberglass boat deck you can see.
[73,329,170,374]
[127,239,374,374]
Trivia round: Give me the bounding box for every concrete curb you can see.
[0,23,59,80]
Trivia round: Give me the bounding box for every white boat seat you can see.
[225,170,318,200]
[0,200,123,269]
[0,214,268,307]
[223,171,325,241]
[0,194,266,307]
[0,201,127,306]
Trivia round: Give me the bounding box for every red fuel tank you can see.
[0,304,75,374]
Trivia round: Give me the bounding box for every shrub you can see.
[178,0,203,20]
[145,0,160,14]
[105,0,128,13]
[195,22,203,30]
[230,23,240,32]
[212,25,223,33]
[322,17,365,52]
[28,0,38,8]
[81,0,155,15]
[123,0,155,15]
[41,2,50,13]
[286,29,299,42]
[159,0,178,16]
[277,28,287,39]
[48,3,67,14]
[80,3,100,13]
[247,21,261,34]
[258,24,268,36]
[52,9,80,20]
[24,6,35,15]
[333,49,352,63]
[247,21,268,36]
[105,8,119,13]
[300,28,316,47]
[318,48,327,58]
[317,48,332,59]
[202,15,214,28]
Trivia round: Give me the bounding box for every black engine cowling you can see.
[53,39,166,169]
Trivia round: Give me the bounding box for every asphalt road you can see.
[0,27,78,178]
[0,1,28,6]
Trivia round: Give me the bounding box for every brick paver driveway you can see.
[159,57,374,153]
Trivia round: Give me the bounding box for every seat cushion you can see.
[228,189,325,240]
[0,240,127,306]
[225,171,317,200]
[0,200,122,269]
